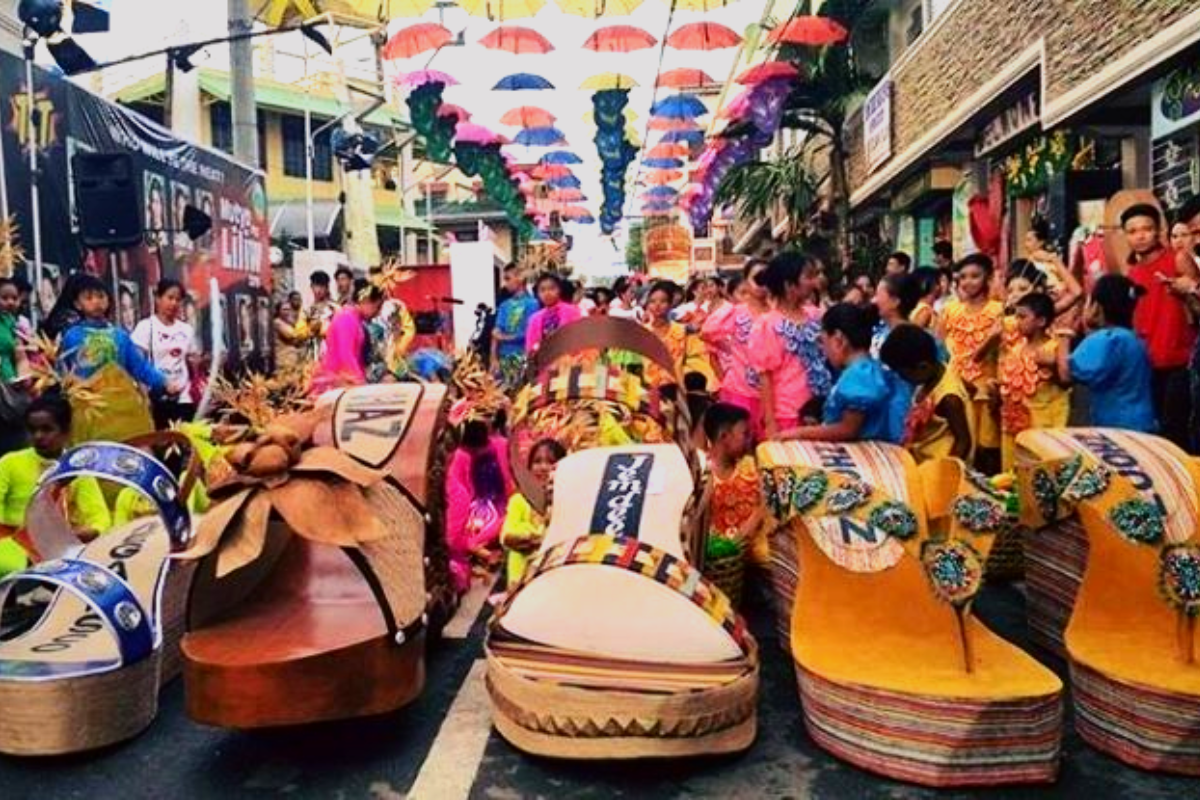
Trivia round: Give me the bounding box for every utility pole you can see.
[228,0,259,167]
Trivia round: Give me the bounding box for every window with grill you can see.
[281,114,332,181]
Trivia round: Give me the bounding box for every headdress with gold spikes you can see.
[210,362,315,437]
[0,215,24,278]
[369,258,417,295]
[448,351,509,427]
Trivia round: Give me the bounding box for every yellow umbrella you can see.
[556,0,643,16]
[457,0,547,21]
[258,0,436,25]
[581,108,638,125]
[661,0,742,10]
[579,72,639,90]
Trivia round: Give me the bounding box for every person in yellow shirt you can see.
[0,393,111,575]
[644,281,716,391]
[881,324,974,463]
[500,438,566,586]
[703,403,768,569]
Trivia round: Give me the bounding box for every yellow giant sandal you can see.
[486,444,758,759]
[759,440,1063,787]
[0,441,195,755]
[1017,428,1200,775]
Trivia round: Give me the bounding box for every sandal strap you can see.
[530,316,678,382]
[124,431,202,505]
[27,443,191,562]
[497,534,752,656]
[0,558,155,666]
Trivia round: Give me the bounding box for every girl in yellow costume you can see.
[500,438,566,586]
[880,324,974,463]
[997,293,1070,471]
[643,280,715,390]
[938,254,1003,472]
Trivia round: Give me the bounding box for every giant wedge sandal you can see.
[486,443,758,759]
[0,439,195,755]
[759,440,1063,787]
[179,383,452,729]
[1017,428,1200,774]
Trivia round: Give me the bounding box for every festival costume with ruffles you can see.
[941,299,1004,451]
[999,323,1069,472]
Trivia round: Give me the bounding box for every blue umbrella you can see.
[642,200,674,211]
[541,150,583,165]
[661,129,705,145]
[643,157,684,169]
[572,215,596,225]
[493,73,555,91]
[643,186,677,198]
[651,93,707,119]
[515,126,567,146]
[546,174,582,189]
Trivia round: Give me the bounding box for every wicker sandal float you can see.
[178,383,453,729]
[486,444,758,759]
[1017,428,1200,775]
[759,441,1063,787]
[0,439,195,755]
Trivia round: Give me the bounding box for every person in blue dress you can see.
[491,264,539,391]
[778,304,910,444]
[1057,274,1156,433]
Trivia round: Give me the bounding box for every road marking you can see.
[407,660,492,800]
[444,574,496,639]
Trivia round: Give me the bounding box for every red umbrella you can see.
[666,21,741,51]
[383,23,453,60]
[533,164,573,179]
[646,142,688,159]
[549,188,586,202]
[648,117,702,132]
[560,205,592,219]
[479,25,555,54]
[644,170,682,185]
[767,16,849,47]
[735,60,801,85]
[583,25,657,53]
[500,105,556,127]
[437,103,472,122]
[656,68,715,89]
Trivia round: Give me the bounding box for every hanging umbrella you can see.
[479,25,555,54]
[646,143,687,159]
[660,128,705,145]
[259,0,436,25]
[651,93,707,119]
[660,0,742,10]
[735,60,801,85]
[397,69,458,88]
[382,23,452,59]
[515,126,567,146]
[580,73,639,90]
[666,21,742,51]
[643,157,684,169]
[458,0,547,21]
[571,214,596,224]
[437,103,472,122]
[644,170,682,185]
[642,200,674,212]
[499,106,555,127]
[494,73,555,90]
[455,122,508,144]
[656,68,715,89]
[541,151,583,165]
[583,25,658,53]
[768,16,850,46]
[547,175,583,189]
[643,185,677,198]
[560,205,592,218]
[549,188,586,202]
[648,116,702,132]
[533,164,573,180]
[556,0,642,16]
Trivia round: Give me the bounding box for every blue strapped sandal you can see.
[0,439,195,756]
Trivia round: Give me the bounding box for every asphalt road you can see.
[0,581,1194,800]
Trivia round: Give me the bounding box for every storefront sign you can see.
[1152,62,1200,141]
[1152,134,1199,210]
[975,92,1040,157]
[864,79,893,172]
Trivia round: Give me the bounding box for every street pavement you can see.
[0,580,1195,799]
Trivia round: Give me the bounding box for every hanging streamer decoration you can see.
[592,89,638,234]
[405,82,456,164]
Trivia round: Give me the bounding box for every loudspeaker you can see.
[72,152,144,248]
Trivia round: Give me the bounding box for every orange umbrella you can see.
[656,68,715,89]
[500,105,556,127]
[560,205,592,219]
[533,164,574,179]
[479,25,555,54]
[382,23,452,59]
[666,21,741,51]
[646,142,688,159]
[583,25,657,53]
[648,117,702,132]
[644,170,682,185]
[768,16,850,47]
[549,188,586,202]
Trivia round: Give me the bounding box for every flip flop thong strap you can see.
[496,533,752,656]
[124,431,203,505]
[27,443,192,562]
[0,558,155,667]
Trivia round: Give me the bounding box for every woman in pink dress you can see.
[749,253,833,439]
[525,273,583,355]
[444,417,514,593]
[702,260,770,434]
[311,280,384,395]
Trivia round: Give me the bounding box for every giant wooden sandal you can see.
[0,440,195,755]
[486,444,758,759]
[179,383,451,729]
[1017,428,1200,774]
[759,441,1063,787]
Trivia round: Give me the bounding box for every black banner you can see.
[589,453,655,539]
[0,50,271,369]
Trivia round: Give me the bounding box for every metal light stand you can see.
[22,29,44,327]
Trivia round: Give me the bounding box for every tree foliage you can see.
[624,224,645,272]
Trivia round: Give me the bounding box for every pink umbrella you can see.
[397,69,459,88]
[437,103,472,122]
[455,122,508,144]
[735,61,801,85]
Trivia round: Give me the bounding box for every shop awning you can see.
[271,200,341,240]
